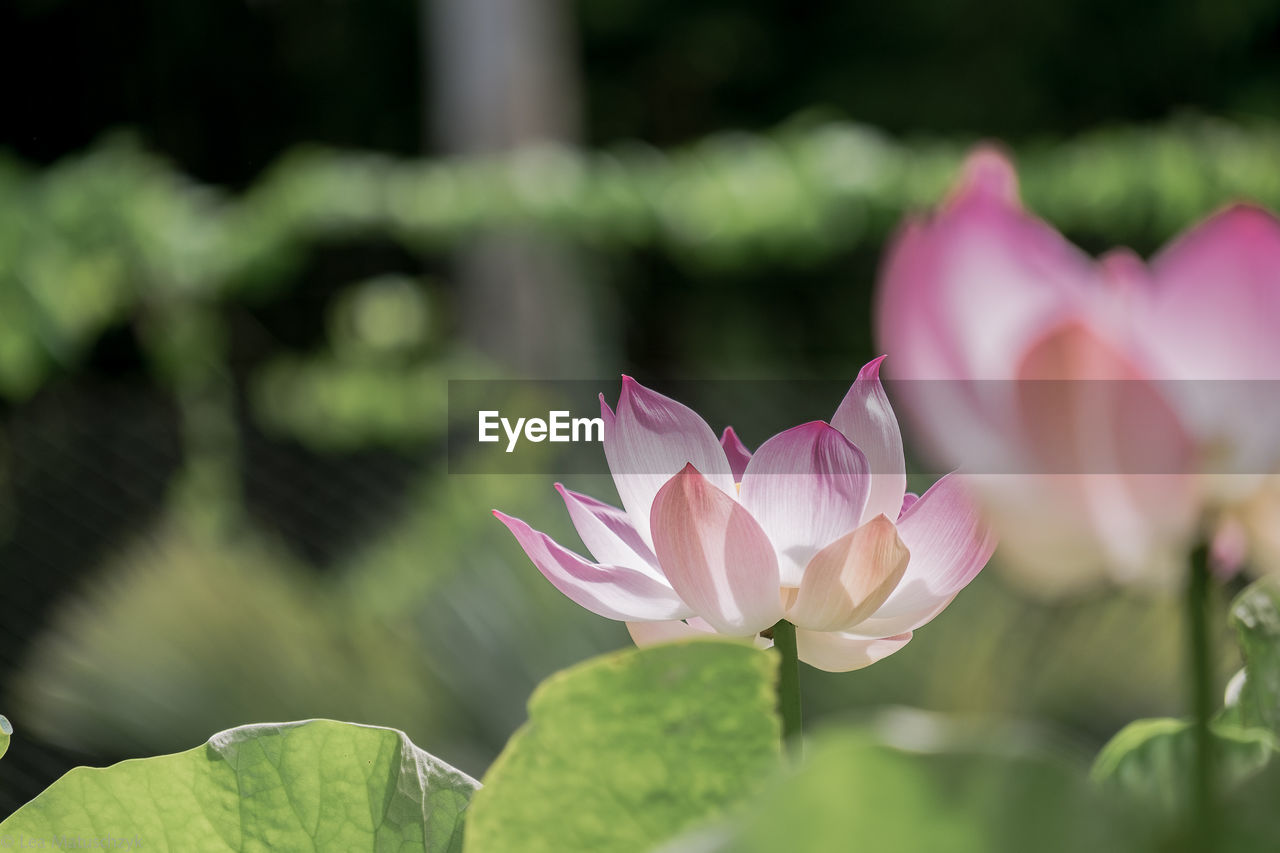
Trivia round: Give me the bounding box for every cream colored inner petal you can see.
[785,515,910,633]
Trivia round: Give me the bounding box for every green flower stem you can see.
[771,619,803,748]
[1187,540,1216,848]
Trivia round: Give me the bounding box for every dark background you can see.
[6,1,1280,179]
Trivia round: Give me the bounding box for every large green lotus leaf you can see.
[670,711,1129,853]
[1230,578,1280,733]
[464,639,780,853]
[1091,717,1277,815]
[0,719,478,852]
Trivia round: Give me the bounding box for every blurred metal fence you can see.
[0,381,427,811]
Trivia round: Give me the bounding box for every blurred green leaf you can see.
[1229,578,1280,732]
[328,274,436,359]
[464,639,780,853]
[1091,717,1277,814]
[0,714,10,761]
[248,355,460,450]
[14,472,625,775]
[7,116,1280,402]
[679,711,1122,853]
[9,118,1280,402]
[11,518,450,757]
[0,719,478,851]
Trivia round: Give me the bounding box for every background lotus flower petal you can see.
[875,146,1280,593]
[1238,480,1280,578]
[1012,321,1198,574]
[852,475,996,636]
[786,515,910,632]
[1096,247,1151,300]
[1145,206,1280,481]
[1209,516,1249,580]
[720,426,753,481]
[739,422,871,585]
[971,473,1187,595]
[876,147,1095,384]
[875,149,1102,492]
[831,356,907,523]
[946,145,1021,206]
[555,483,662,579]
[795,629,913,673]
[604,377,736,550]
[1147,205,1280,381]
[1013,319,1198,485]
[650,464,783,635]
[494,511,693,622]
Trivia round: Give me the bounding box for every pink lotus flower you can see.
[877,147,1280,593]
[494,361,997,672]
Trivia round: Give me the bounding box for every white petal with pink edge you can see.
[796,630,913,672]
[627,617,773,650]
[738,422,870,585]
[850,474,995,637]
[494,511,692,622]
[650,465,783,636]
[603,377,735,550]
[831,356,907,524]
[786,515,910,632]
[626,617,717,646]
[556,483,662,579]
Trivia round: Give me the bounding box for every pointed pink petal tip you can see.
[831,358,907,520]
[1098,247,1149,290]
[619,374,677,407]
[1153,202,1280,278]
[857,354,888,381]
[947,145,1020,209]
[1206,202,1280,236]
[719,426,753,481]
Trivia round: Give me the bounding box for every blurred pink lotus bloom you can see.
[494,361,996,672]
[877,146,1280,594]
